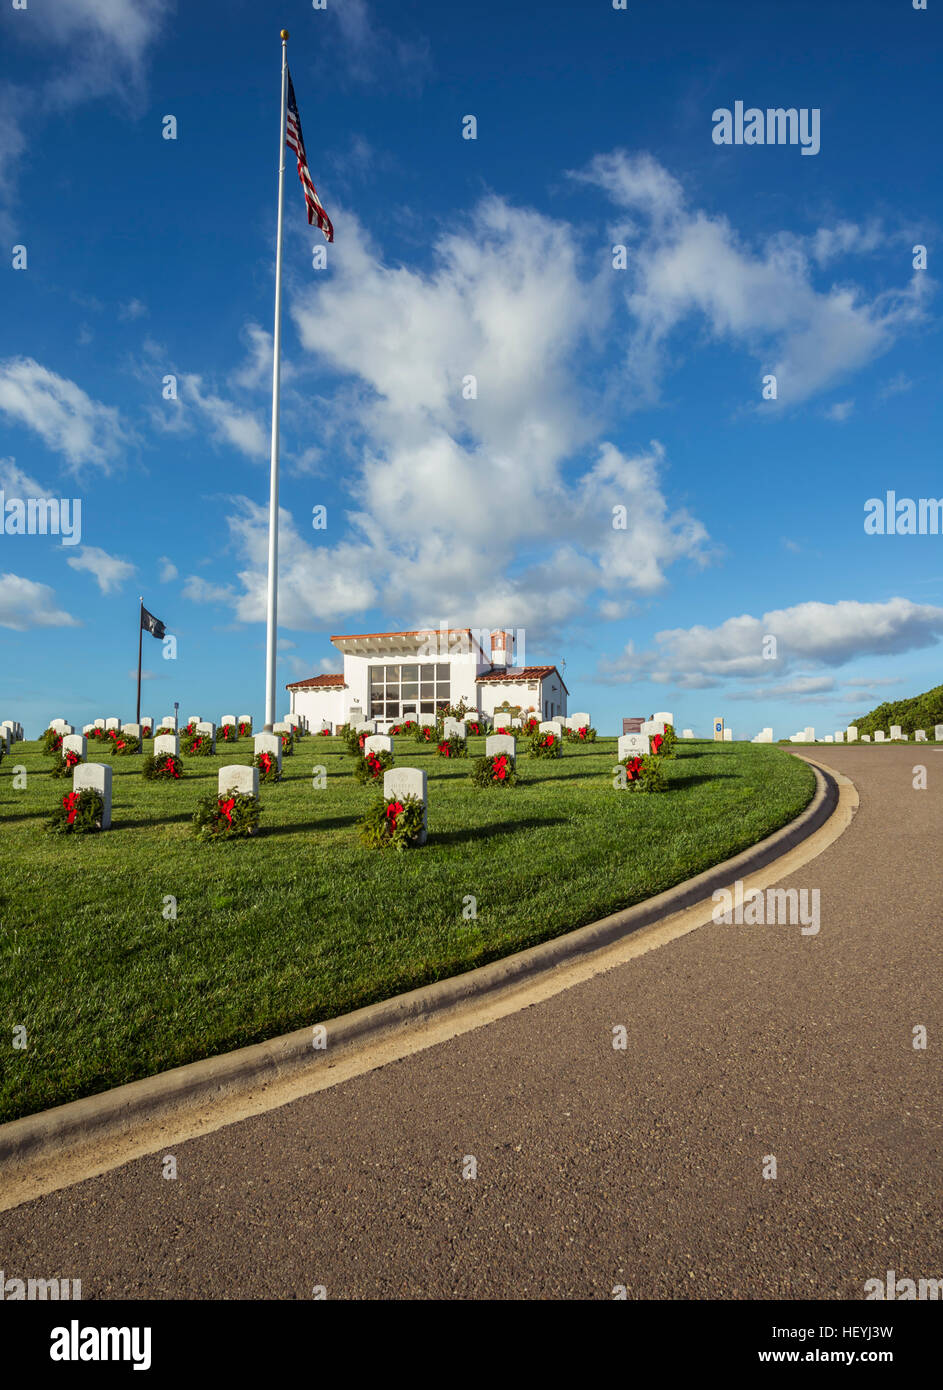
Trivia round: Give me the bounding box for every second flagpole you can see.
[263,29,290,732]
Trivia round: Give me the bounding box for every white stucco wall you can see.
[290,685,348,729]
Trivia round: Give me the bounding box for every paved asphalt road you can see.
[1,747,941,1299]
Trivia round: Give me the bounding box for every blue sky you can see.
[1,0,941,737]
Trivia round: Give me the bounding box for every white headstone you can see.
[161,715,178,730]
[834,731,844,743]
[874,731,885,742]
[94,719,105,729]
[219,765,259,799]
[682,728,694,739]
[238,715,253,726]
[221,716,236,727]
[187,716,201,727]
[365,734,393,756]
[915,729,927,741]
[62,734,86,760]
[383,767,427,845]
[538,720,563,740]
[486,734,516,760]
[824,735,834,743]
[890,724,902,740]
[652,711,674,727]
[121,723,142,739]
[82,724,95,735]
[73,762,112,830]
[105,718,120,731]
[154,733,180,759]
[935,725,943,742]
[443,718,467,740]
[618,733,650,761]
[508,717,522,729]
[254,731,282,773]
[862,734,871,742]
[319,720,332,733]
[192,721,215,752]
[847,726,858,741]
[804,727,815,743]
[355,721,374,734]
[567,712,591,730]
[723,728,733,742]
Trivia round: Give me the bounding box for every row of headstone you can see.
[254,731,282,774]
[384,767,427,844]
[486,734,515,760]
[364,734,392,756]
[1,720,23,745]
[751,728,774,743]
[618,732,650,760]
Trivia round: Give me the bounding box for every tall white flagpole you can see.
[264,29,290,732]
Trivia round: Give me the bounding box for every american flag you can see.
[286,69,333,243]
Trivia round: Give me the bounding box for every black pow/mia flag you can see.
[141,606,166,640]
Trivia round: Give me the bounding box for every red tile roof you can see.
[476,665,569,693]
[285,673,347,690]
[331,628,480,643]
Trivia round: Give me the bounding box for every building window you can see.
[369,662,449,719]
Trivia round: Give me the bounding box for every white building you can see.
[286,628,569,731]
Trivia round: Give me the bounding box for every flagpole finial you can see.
[281,29,289,40]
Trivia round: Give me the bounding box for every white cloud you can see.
[0,457,45,497]
[31,0,171,106]
[809,220,885,266]
[180,199,711,635]
[66,545,135,594]
[327,0,431,85]
[0,573,79,630]
[824,400,854,422]
[0,1,171,230]
[598,598,943,688]
[118,298,148,321]
[181,575,237,606]
[181,375,268,461]
[572,151,930,407]
[0,358,129,471]
[158,556,178,583]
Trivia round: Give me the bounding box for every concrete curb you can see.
[0,761,839,1177]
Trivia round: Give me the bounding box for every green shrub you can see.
[45,788,105,834]
[470,752,518,787]
[621,755,665,793]
[50,750,84,779]
[436,734,467,759]
[192,792,261,841]
[357,794,425,850]
[353,748,394,784]
[142,752,183,781]
[529,730,562,759]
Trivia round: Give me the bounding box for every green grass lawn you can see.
[0,736,814,1123]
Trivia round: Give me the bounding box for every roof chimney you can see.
[490,629,511,667]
